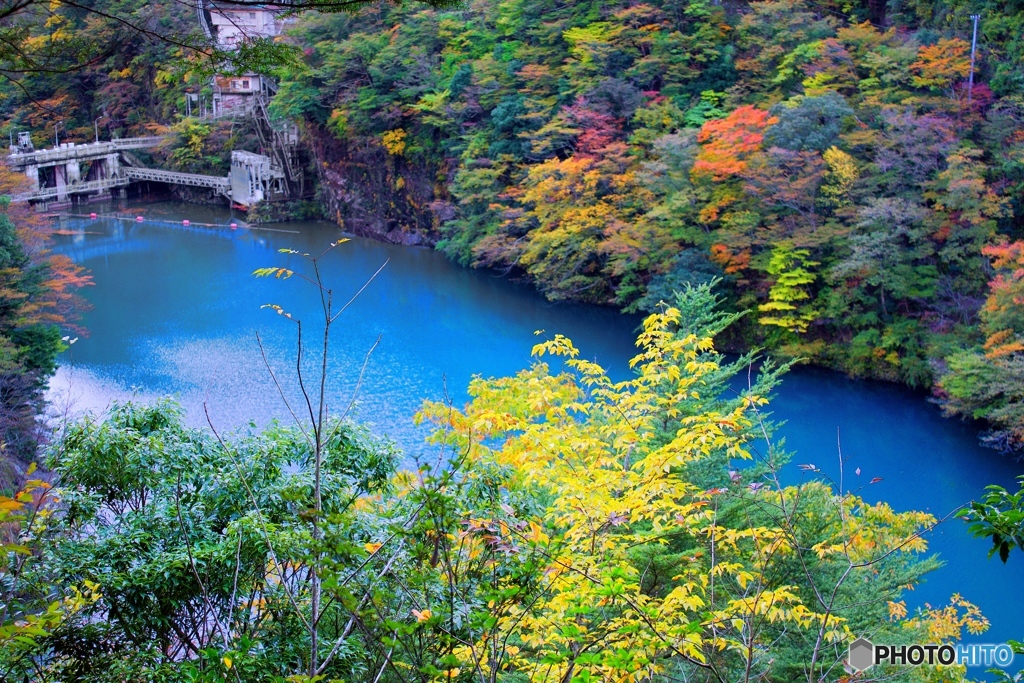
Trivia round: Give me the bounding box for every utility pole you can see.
[54,120,61,147]
[968,13,980,104]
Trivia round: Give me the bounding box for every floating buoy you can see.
[135,216,144,222]
[89,213,97,219]
[230,223,238,229]
[183,220,190,226]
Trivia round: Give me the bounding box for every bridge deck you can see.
[6,143,276,205]
[11,166,231,203]
[122,167,230,193]
[6,137,165,168]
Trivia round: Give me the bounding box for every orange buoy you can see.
[89,213,97,219]
[230,223,238,229]
[135,216,144,222]
[183,220,190,226]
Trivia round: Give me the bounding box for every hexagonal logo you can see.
[848,637,875,672]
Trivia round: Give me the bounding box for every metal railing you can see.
[10,176,130,202]
[6,137,165,168]
[122,166,230,192]
[111,136,165,151]
[10,165,231,202]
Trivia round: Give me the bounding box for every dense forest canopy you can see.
[260,0,1024,450]
[1,0,1024,679]
[5,0,1024,453]
[0,0,461,146]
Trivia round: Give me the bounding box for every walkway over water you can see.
[122,167,230,194]
[14,177,130,203]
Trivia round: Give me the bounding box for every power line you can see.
[968,13,980,104]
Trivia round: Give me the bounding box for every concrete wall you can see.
[209,5,279,49]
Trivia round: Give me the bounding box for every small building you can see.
[208,3,281,50]
[212,74,272,116]
[207,3,288,117]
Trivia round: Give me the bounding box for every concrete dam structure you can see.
[6,133,284,209]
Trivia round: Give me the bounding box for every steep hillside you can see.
[0,0,200,143]
[271,0,1024,449]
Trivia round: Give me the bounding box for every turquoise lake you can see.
[48,201,1024,645]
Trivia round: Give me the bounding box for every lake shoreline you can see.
[44,200,1024,643]
[50,196,1022,464]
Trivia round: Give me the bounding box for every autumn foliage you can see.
[0,165,91,478]
[412,300,982,682]
[257,0,1024,449]
[981,240,1024,356]
[692,106,777,181]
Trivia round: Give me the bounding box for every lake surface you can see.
[48,201,1024,645]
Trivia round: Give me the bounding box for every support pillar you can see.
[65,158,81,203]
[66,158,81,184]
[106,153,120,179]
[24,164,39,192]
[55,164,67,202]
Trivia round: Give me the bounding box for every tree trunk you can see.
[868,0,887,27]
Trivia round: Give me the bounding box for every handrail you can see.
[10,176,130,202]
[10,165,232,203]
[196,0,213,39]
[123,166,230,190]
[6,137,165,167]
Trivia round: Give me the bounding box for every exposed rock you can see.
[305,122,444,246]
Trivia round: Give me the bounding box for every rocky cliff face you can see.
[306,123,451,246]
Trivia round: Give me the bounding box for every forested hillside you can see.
[4,0,1024,451]
[0,171,90,490]
[4,1,1024,677]
[0,0,199,143]
[0,0,281,179]
[270,0,1024,450]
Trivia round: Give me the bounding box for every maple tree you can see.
[910,38,972,93]
[692,106,776,181]
[980,241,1024,348]
[939,240,1024,450]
